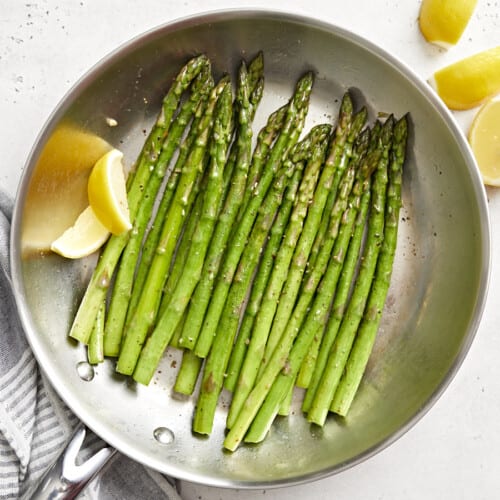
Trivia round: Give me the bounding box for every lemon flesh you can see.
[432,46,500,110]
[51,206,110,259]
[468,97,500,187]
[87,149,132,235]
[419,0,477,48]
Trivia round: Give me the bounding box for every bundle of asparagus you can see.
[68,53,408,451]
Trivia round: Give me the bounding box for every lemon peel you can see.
[468,97,500,187]
[51,206,110,259]
[431,46,500,110]
[419,0,477,49]
[87,149,132,235]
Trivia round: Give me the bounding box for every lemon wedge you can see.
[87,149,132,235]
[419,0,477,49]
[431,46,500,110]
[51,206,110,259]
[468,97,500,186]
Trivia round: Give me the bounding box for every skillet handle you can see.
[22,425,116,500]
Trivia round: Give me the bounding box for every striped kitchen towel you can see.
[0,189,180,499]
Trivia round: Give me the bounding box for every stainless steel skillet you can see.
[10,9,490,494]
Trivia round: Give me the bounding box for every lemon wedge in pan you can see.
[87,149,132,235]
[51,206,110,259]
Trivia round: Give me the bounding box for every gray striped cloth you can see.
[0,189,180,499]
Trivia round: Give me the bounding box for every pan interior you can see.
[12,11,489,488]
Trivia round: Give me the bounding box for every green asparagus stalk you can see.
[240,104,288,213]
[223,147,382,451]
[258,124,371,377]
[173,350,204,395]
[68,54,210,345]
[306,119,394,427]
[103,66,213,356]
[191,125,320,436]
[132,82,233,385]
[115,77,229,376]
[168,311,186,350]
[87,301,105,365]
[159,173,208,312]
[193,72,314,360]
[226,124,332,428]
[297,120,384,390]
[221,51,264,194]
[178,60,263,350]
[331,115,407,417]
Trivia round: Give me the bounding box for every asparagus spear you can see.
[87,301,105,365]
[116,76,229,376]
[223,147,382,451]
[331,115,407,417]
[173,350,204,395]
[237,104,288,218]
[220,52,264,198]
[259,105,366,371]
[132,82,233,385]
[177,60,264,350]
[226,124,332,428]
[68,54,210,345]
[306,118,394,427]
[193,72,314,360]
[160,186,205,309]
[103,66,214,356]
[191,125,319,436]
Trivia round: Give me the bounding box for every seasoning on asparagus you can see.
[297,119,384,391]
[191,124,322,436]
[226,124,332,428]
[133,81,233,385]
[103,65,214,356]
[178,59,264,350]
[193,72,314,360]
[306,117,394,427]
[223,147,302,392]
[258,104,367,375]
[68,54,210,345]
[116,76,229,376]
[223,144,382,451]
[125,87,213,327]
[331,115,407,417]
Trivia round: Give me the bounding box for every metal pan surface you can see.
[10,9,490,489]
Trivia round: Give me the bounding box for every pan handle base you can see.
[22,425,116,500]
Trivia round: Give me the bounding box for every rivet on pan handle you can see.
[22,425,116,500]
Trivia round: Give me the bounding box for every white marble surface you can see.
[1,1,500,499]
